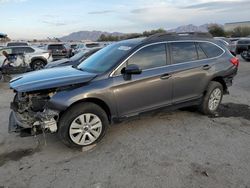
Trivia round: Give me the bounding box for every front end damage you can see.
[9,91,59,137]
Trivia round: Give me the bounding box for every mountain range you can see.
[60,24,220,41]
[60,31,123,42]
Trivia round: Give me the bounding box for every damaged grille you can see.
[10,91,59,132]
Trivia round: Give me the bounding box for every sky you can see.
[0,0,250,39]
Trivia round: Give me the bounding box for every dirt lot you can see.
[0,59,250,188]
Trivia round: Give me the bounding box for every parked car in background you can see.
[235,38,250,55]
[45,43,72,61]
[70,43,78,50]
[75,42,102,54]
[7,42,29,47]
[240,45,250,61]
[9,32,239,148]
[70,43,80,55]
[0,46,52,71]
[45,47,102,68]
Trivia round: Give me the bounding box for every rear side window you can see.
[127,43,167,70]
[199,42,224,58]
[196,44,207,59]
[12,47,34,54]
[23,47,35,53]
[171,42,198,64]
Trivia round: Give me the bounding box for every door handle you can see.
[160,74,172,80]
[202,65,211,70]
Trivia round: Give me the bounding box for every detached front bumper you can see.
[8,109,59,137]
[8,111,21,133]
[8,111,35,137]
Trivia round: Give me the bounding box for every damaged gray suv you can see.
[9,33,239,148]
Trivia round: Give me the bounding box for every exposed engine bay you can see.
[9,90,59,137]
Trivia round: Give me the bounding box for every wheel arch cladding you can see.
[60,98,112,123]
[211,77,227,92]
[31,57,47,65]
[203,77,227,95]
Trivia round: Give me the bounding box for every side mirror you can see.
[121,64,142,75]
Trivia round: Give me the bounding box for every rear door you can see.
[169,41,210,103]
[112,43,173,117]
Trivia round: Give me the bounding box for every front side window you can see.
[127,44,167,70]
[171,42,198,64]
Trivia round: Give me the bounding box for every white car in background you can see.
[74,42,103,54]
[0,46,52,70]
[6,41,29,47]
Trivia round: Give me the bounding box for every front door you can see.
[111,43,173,117]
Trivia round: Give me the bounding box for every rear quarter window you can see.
[199,42,224,58]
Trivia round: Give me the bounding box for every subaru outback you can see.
[9,33,239,148]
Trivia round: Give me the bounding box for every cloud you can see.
[88,10,115,14]
[122,0,250,31]
[42,20,67,27]
[0,0,27,3]
[183,0,250,11]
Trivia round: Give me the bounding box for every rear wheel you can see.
[199,81,223,115]
[58,102,108,148]
[31,60,46,70]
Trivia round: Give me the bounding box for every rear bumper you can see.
[224,67,238,89]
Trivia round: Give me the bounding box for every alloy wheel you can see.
[208,88,222,111]
[69,113,103,146]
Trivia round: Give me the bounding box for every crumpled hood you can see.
[10,66,97,92]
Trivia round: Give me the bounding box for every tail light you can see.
[230,57,239,67]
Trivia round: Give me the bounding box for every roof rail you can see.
[142,32,213,42]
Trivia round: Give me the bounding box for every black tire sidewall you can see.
[58,102,108,148]
[31,60,46,70]
[200,81,223,115]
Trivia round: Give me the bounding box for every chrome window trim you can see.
[110,40,225,77]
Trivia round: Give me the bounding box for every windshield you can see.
[70,51,85,61]
[77,42,134,73]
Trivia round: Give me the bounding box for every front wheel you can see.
[31,60,46,70]
[58,102,108,148]
[199,81,223,115]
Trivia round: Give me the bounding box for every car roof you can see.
[2,46,35,49]
[238,38,250,41]
[116,32,215,49]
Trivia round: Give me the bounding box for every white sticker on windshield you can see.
[118,46,131,51]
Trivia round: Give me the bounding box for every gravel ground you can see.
[0,58,250,188]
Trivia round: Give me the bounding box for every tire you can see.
[58,102,108,148]
[241,52,250,62]
[31,60,46,70]
[199,81,223,115]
